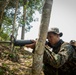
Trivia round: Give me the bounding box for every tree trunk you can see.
[11,0,19,51]
[21,0,27,39]
[12,0,19,38]
[15,24,20,39]
[32,0,53,75]
[0,0,10,30]
[10,0,19,62]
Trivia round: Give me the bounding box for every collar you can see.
[48,39,64,48]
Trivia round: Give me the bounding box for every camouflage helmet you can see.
[48,27,63,37]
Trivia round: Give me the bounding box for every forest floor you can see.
[0,44,33,75]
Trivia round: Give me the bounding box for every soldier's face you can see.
[47,32,60,45]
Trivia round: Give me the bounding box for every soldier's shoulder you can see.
[61,42,72,48]
[61,42,74,51]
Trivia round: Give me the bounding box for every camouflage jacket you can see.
[43,40,76,75]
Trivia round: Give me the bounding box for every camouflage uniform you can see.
[43,40,76,75]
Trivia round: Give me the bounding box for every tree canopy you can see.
[0,0,43,40]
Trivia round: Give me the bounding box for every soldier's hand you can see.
[31,40,36,44]
[25,40,36,49]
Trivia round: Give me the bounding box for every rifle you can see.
[14,39,48,46]
[0,39,34,46]
[14,39,34,46]
[0,35,48,46]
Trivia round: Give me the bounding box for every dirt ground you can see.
[0,44,33,75]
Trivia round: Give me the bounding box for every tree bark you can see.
[32,0,53,75]
[21,0,27,39]
[0,0,10,30]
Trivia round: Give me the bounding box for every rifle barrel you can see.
[0,41,11,43]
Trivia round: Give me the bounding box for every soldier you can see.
[25,27,76,75]
[70,40,76,46]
